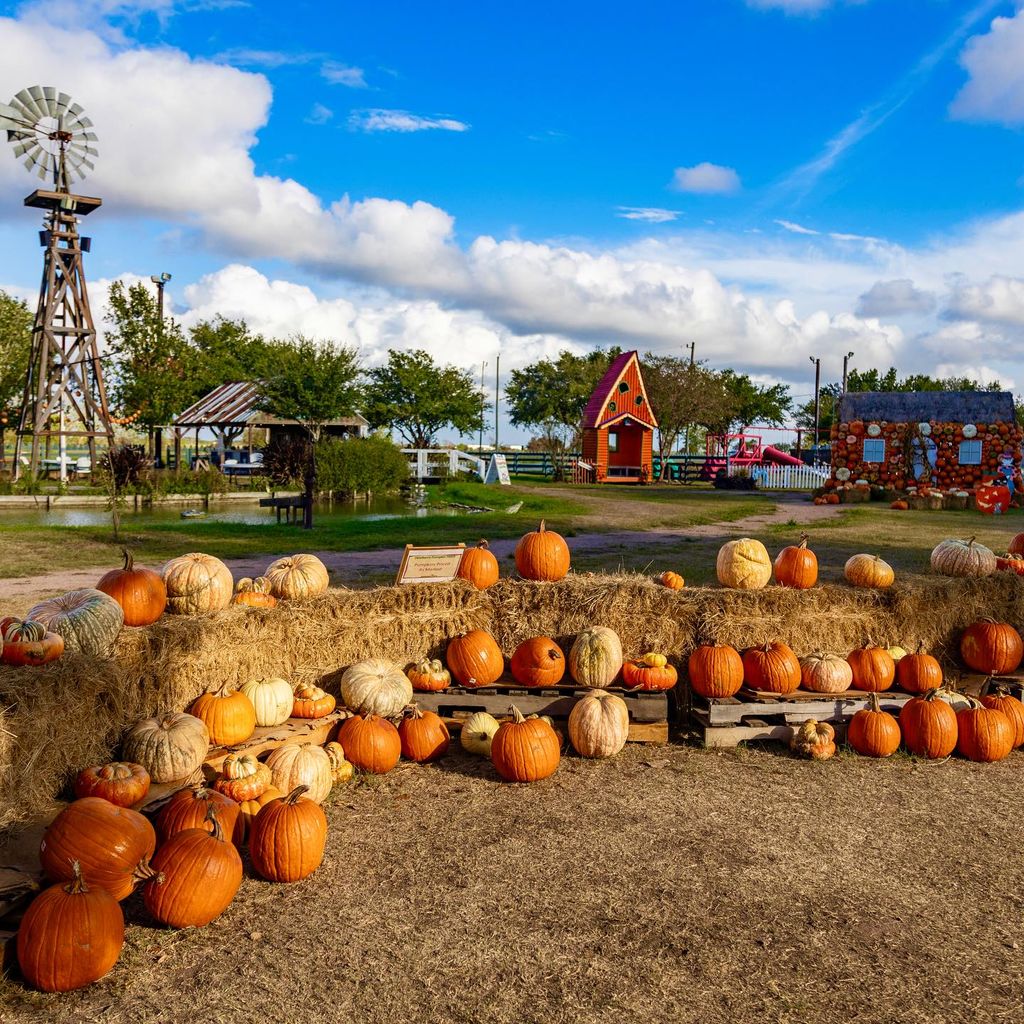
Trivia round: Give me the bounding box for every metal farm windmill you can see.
[0,86,112,480]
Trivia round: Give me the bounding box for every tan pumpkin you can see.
[240,677,294,727]
[212,754,272,802]
[232,577,277,609]
[459,711,500,756]
[567,690,629,758]
[930,537,996,578]
[324,741,354,784]
[790,719,836,760]
[568,626,623,688]
[799,653,853,694]
[716,538,772,590]
[340,658,413,717]
[291,683,336,719]
[265,743,333,804]
[27,588,123,656]
[844,553,895,589]
[161,553,233,615]
[122,712,209,783]
[264,554,329,600]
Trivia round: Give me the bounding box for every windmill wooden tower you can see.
[0,86,112,481]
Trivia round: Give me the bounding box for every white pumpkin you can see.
[122,712,209,783]
[264,554,329,601]
[568,690,629,758]
[459,711,499,756]
[240,677,294,727]
[568,626,623,688]
[799,653,853,694]
[265,743,333,804]
[930,537,996,578]
[340,658,413,718]
[716,538,772,590]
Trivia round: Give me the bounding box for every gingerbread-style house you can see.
[581,351,658,483]
[830,391,1021,491]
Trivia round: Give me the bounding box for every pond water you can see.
[0,495,469,528]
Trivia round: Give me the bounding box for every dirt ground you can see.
[4,740,1024,1024]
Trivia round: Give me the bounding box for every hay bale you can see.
[2,572,1023,835]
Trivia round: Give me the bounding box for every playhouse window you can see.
[608,431,619,453]
[634,395,644,406]
[959,440,982,465]
[618,382,629,393]
[607,401,616,413]
[863,439,885,463]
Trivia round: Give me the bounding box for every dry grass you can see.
[3,744,1024,1023]
[2,573,1023,835]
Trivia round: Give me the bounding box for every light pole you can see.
[478,361,487,455]
[494,353,500,452]
[842,351,854,393]
[809,355,821,461]
[149,273,171,467]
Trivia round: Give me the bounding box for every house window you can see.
[618,381,629,393]
[863,439,885,463]
[959,440,982,465]
[608,431,619,453]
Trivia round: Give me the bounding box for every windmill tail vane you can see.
[0,85,98,191]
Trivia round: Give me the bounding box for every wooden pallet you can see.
[692,686,916,749]
[414,685,669,744]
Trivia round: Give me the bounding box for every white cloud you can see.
[671,162,741,194]
[214,48,320,69]
[857,278,937,316]
[947,274,1024,326]
[304,102,333,125]
[347,109,470,133]
[951,7,1024,124]
[320,61,367,88]
[746,0,841,12]
[616,207,680,223]
[775,219,819,235]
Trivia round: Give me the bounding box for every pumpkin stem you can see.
[404,703,424,720]
[477,539,489,549]
[284,785,309,805]
[798,533,809,548]
[121,548,134,572]
[203,802,225,842]
[868,691,881,714]
[509,704,526,724]
[64,859,89,895]
[132,859,159,886]
[537,520,546,534]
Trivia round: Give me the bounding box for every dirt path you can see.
[1,495,841,607]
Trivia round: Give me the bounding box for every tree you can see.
[105,281,194,458]
[255,336,361,528]
[187,317,284,400]
[713,371,792,433]
[0,290,32,465]
[642,355,738,477]
[505,348,620,480]
[362,349,485,448]
[96,443,148,542]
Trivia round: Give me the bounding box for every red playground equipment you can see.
[701,433,804,478]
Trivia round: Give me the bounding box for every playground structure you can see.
[701,432,805,478]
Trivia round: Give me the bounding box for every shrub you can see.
[316,436,409,497]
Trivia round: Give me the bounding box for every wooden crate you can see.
[414,685,669,744]
[691,686,915,749]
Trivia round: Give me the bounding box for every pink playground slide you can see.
[762,445,805,467]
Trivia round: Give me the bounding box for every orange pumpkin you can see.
[847,643,896,692]
[847,692,901,757]
[73,762,150,807]
[337,714,401,774]
[895,643,942,694]
[231,577,278,609]
[687,644,745,699]
[291,683,336,719]
[741,641,800,694]
[398,705,451,762]
[509,636,565,687]
[621,655,678,691]
[457,539,500,589]
[96,549,167,627]
[890,500,909,511]
[406,658,451,692]
[249,785,328,883]
[156,786,243,846]
[956,696,1014,762]
[899,689,958,759]
[447,629,504,687]
[773,534,818,589]
[490,705,561,782]
[0,618,64,666]
[212,753,273,802]
[189,683,257,746]
[960,620,1023,675]
[236,786,283,842]
[658,571,685,590]
[514,520,570,581]
[980,683,1024,748]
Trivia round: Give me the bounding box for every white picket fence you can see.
[729,463,830,490]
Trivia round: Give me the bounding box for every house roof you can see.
[174,381,369,430]
[838,391,1016,425]
[582,350,658,430]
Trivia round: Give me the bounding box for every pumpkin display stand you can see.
[412,677,669,744]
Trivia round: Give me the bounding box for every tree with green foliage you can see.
[0,290,33,465]
[105,281,194,458]
[642,354,738,476]
[315,434,408,496]
[505,348,621,480]
[255,336,361,528]
[362,349,486,448]
[187,317,284,401]
[713,371,792,433]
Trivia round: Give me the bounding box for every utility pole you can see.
[494,354,500,452]
[150,272,172,467]
[809,355,821,461]
[842,351,854,393]
[478,360,487,454]
[682,341,696,466]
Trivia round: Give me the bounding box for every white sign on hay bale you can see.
[395,544,466,585]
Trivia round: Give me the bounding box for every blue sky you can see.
[1,0,1023,442]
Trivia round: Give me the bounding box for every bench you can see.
[259,495,307,524]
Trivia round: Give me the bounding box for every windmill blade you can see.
[66,102,84,119]
[73,115,94,130]
[11,137,42,159]
[27,86,50,117]
[41,87,59,116]
[11,93,39,122]
[17,87,46,121]
[0,101,36,131]
[54,91,72,118]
